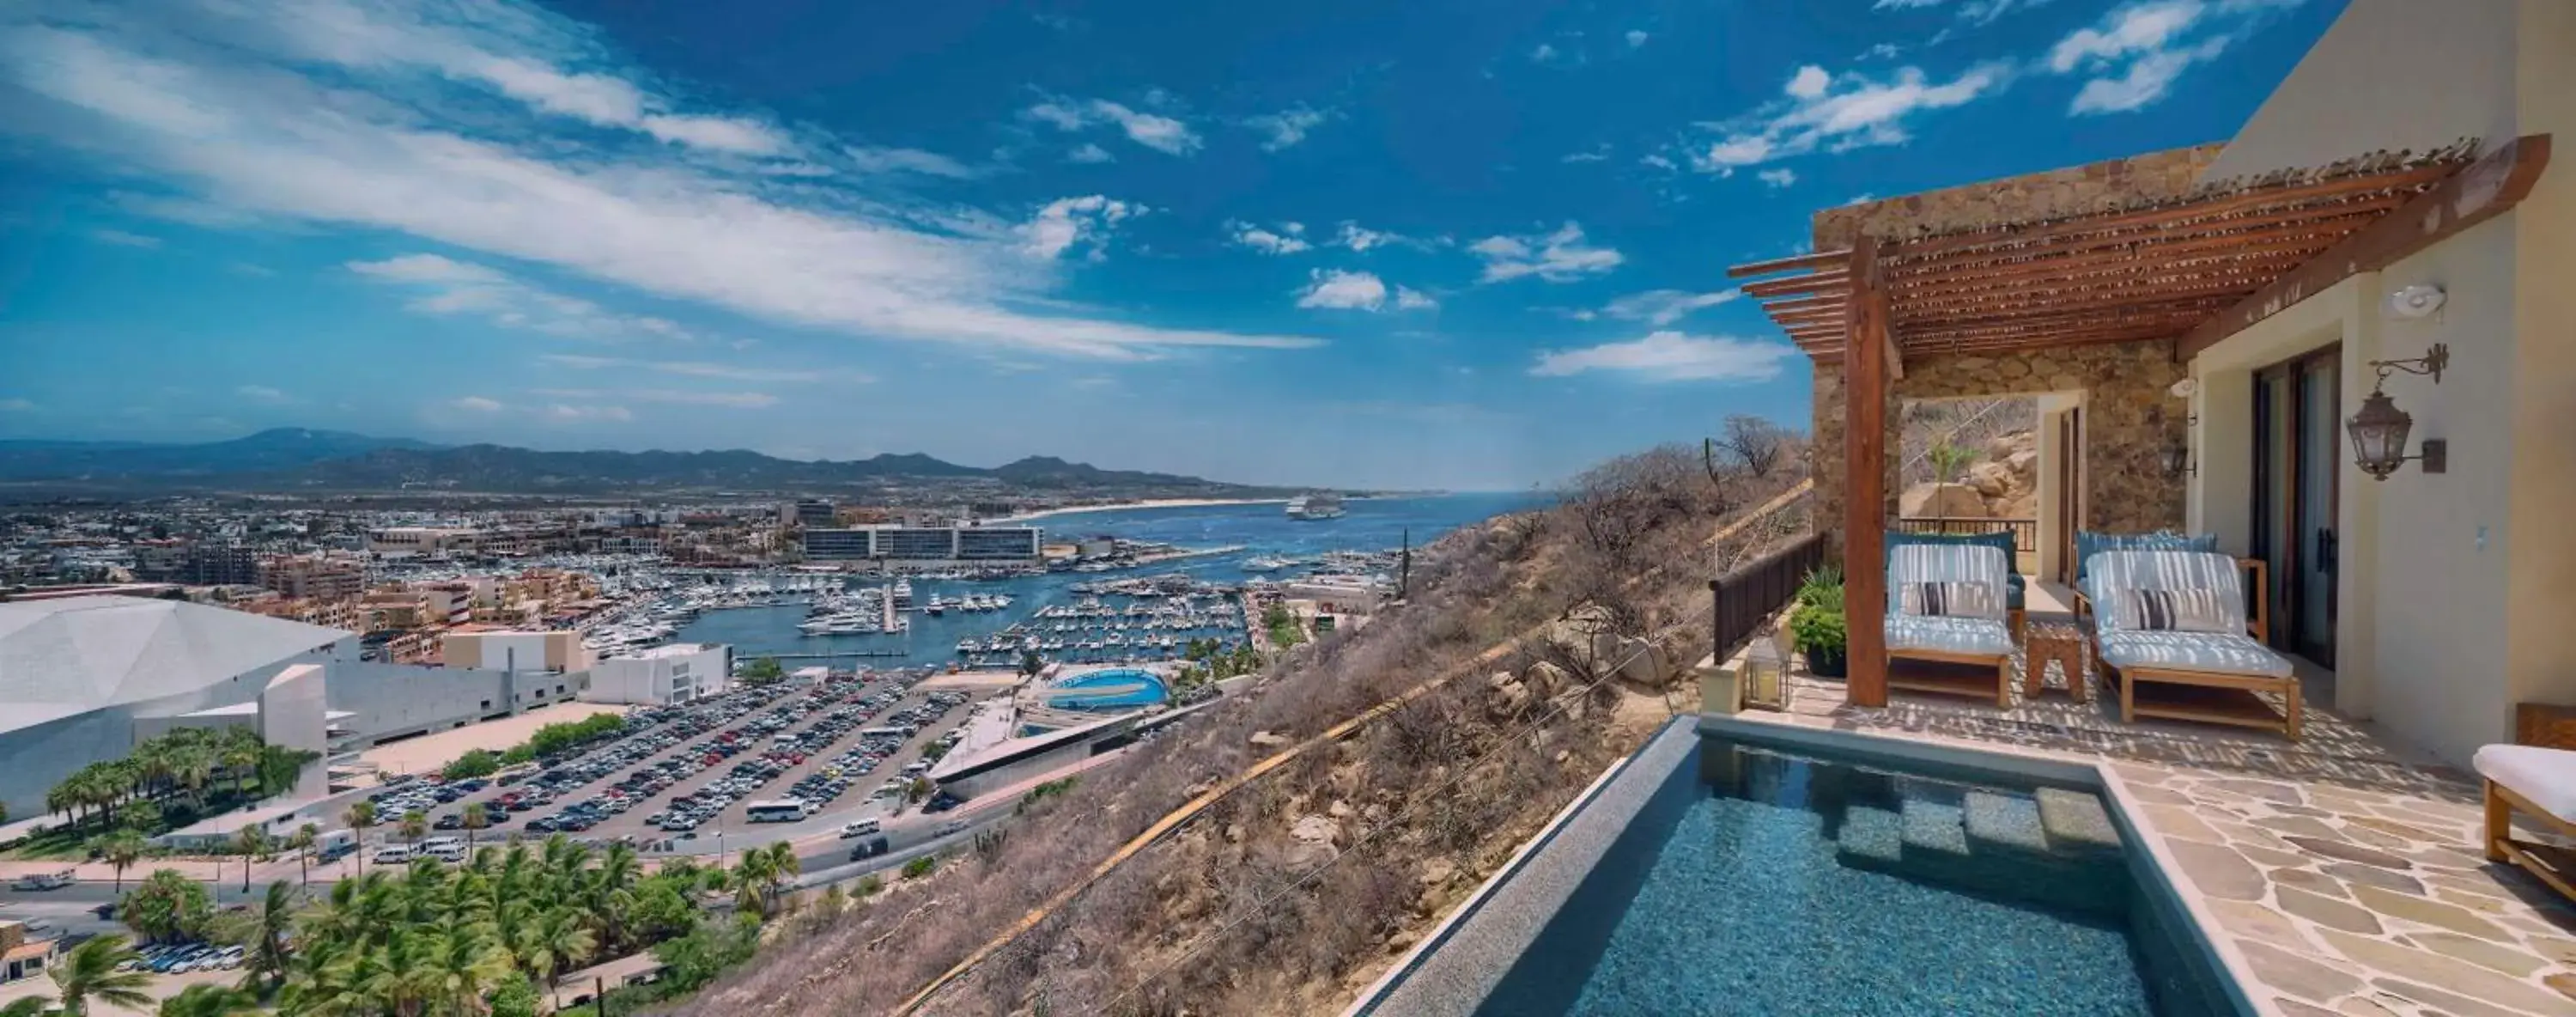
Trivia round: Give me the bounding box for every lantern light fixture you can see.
[2348,343,2450,481]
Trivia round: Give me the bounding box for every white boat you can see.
[1284,492,1346,521]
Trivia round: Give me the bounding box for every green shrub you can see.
[901,856,937,880]
[441,749,501,781]
[1789,604,1846,657]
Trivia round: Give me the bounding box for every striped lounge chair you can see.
[2086,549,2300,740]
[1884,543,2015,709]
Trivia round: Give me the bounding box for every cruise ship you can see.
[1285,492,1345,521]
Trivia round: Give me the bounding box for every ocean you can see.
[675,491,1546,667]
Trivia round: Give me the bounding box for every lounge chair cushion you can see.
[2084,550,2251,636]
[1886,614,2014,657]
[2075,531,2219,584]
[1888,529,2026,611]
[2476,745,2576,823]
[2097,630,2294,679]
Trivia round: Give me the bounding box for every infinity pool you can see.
[1360,723,2236,1017]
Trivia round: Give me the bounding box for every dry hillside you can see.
[677,442,1807,1017]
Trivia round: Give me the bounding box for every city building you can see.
[788,499,837,528]
[258,554,366,601]
[584,642,729,705]
[801,527,875,562]
[440,627,591,673]
[365,527,480,557]
[798,525,1046,566]
[181,542,258,586]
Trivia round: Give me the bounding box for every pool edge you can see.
[1342,714,2272,1017]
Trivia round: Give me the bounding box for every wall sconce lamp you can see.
[2348,343,2450,481]
[2164,377,2197,477]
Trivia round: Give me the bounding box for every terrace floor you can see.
[1728,649,2576,1017]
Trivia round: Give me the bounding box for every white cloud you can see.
[1333,222,1413,253]
[1757,167,1798,188]
[1244,107,1328,151]
[1529,332,1795,382]
[2048,1,2203,71]
[844,144,980,179]
[1025,95,1201,155]
[1467,222,1623,283]
[1393,286,1437,311]
[349,254,693,342]
[1,8,1315,362]
[1066,143,1114,164]
[2048,2,2257,115]
[1600,289,1740,326]
[90,228,161,247]
[538,353,857,383]
[636,113,788,155]
[1561,148,1610,163]
[1226,220,1309,255]
[1693,61,2007,172]
[1024,195,1139,260]
[1530,44,1558,63]
[1625,30,1649,47]
[534,387,775,408]
[0,398,39,412]
[1877,0,2056,25]
[543,403,634,422]
[235,384,290,403]
[450,395,503,412]
[1297,269,1388,310]
[1639,153,1677,171]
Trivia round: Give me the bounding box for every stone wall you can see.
[1813,338,2188,537]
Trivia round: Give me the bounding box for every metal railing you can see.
[1709,533,1826,661]
[1893,516,2038,552]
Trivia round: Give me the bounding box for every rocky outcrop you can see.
[1899,482,1990,518]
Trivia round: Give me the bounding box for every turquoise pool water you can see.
[1371,730,2233,1017]
[1043,667,1169,710]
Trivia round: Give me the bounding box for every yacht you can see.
[1284,492,1346,521]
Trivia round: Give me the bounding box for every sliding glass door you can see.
[2251,347,2339,667]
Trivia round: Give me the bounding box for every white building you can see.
[584,642,730,705]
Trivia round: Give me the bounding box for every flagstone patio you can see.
[1726,659,2576,1017]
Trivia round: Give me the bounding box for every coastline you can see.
[995,497,1287,523]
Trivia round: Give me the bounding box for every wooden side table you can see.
[2023,620,2089,703]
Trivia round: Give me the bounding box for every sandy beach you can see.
[997,497,1285,523]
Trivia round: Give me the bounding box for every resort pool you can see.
[1043,667,1170,710]
[1358,722,2236,1017]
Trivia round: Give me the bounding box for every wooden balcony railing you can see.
[1709,532,1826,661]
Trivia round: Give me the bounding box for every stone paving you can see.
[1735,655,2576,1017]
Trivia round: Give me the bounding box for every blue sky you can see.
[0,0,2338,490]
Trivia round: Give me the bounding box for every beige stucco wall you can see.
[2198,0,2520,182]
[2183,0,2575,765]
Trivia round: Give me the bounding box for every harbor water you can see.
[675,492,1542,668]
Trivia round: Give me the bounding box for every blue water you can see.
[1045,668,1169,710]
[676,492,1543,668]
[1473,737,2225,1017]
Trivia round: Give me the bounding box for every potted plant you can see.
[1789,566,1848,679]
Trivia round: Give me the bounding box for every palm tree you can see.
[288,824,319,886]
[459,802,489,855]
[343,801,377,878]
[422,923,513,1017]
[0,996,53,1017]
[232,825,270,894]
[94,830,146,892]
[50,935,152,1016]
[731,842,799,918]
[157,983,261,1017]
[513,906,594,1011]
[398,809,428,848]
[244,880,296,995]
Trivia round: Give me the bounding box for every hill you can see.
[0,430,1288,496]
[677,444,1810,1016]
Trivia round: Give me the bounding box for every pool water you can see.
[1042,667,1169,710]
[1466,735,2229,1017]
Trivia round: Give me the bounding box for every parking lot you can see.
[353,673,980,862]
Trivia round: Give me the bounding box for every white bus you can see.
[745,800,808,824]
[420,837,466,862]
[859,726,914,740]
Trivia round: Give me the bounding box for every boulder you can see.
[1485,679,1531,719]
[1249,730,1290,749]
[1524,661,1570,696]
[1966,461,2015,497]
[1899,482,1990,519]
[1288,814,1343,867]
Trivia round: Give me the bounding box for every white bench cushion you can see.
[1886,614,2013,658]
[2477,744,2576,822]
[2097,630,2293,679]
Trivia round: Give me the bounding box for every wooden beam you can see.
[1896,276,2284,320]
[1886,234,2350,299]
[1742,271,1851,298]
[1727,248,1853,278]
[1762,294,1847,314]
[1893,163,2460,259]
[2178,133,2553,359]
[1884,201,2403,278]
[1843,237,1889,709]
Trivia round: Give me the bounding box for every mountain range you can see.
[0,429,1291,496]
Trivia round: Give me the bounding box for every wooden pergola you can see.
[1728,135,2551,707]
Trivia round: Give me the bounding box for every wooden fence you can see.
[1709,532,1826,661]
